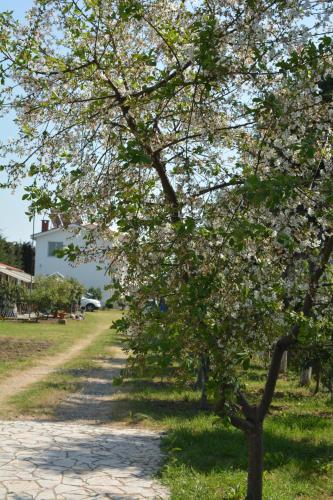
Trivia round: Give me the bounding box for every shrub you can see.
[104,298,113,309]
[31,276,85,313]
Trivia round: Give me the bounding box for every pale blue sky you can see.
[0,0,43,243]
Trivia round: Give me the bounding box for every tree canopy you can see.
[1,1,333,498]
[0,234,35,274]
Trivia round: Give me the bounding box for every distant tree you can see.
[86,286,102,301]
[0,235,21,268]
[21,242,35,274]
[0,234,35,273]
[104,298,113,309]
[12,242,23,268]
[0,281,29,310]
[2,1,333,498]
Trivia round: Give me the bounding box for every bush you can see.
[104,298,113,309]
[31,276,85,313]
[0,282,29,307]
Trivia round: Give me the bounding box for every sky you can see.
[0,0,43,243]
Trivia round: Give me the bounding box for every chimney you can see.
[41,220,49,232]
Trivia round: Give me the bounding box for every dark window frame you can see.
[48,241,64,257]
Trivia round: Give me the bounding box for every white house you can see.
[33,219,112,303]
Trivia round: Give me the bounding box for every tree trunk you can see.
[246,426,263,500]
[194,358,203,391]
[279,351,288,373]
[230,237,333,500]
[313,362,321,395]
[199,355,209,410]
[300,366,312,386]
[328,375,333,401]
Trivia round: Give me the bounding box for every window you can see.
[48,241,63,257]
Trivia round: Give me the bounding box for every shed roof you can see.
[0,263,34,284]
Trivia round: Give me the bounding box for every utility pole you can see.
[28,212,35,319]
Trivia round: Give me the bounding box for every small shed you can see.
[0,263,34,317]
[0,263,34,288]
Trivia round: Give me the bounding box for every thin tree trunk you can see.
[228,236,333,500]
[247,426,263,500]
[300,366,312,386]
[313,362,321,395]
[328,375,333,401]
[279,351,288,373]
[194,364,202,391]
[199,354,209,410]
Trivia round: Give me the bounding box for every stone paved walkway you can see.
[0,420,169,499]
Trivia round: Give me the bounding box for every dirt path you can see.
[55,344,127,423]
[0,317,111,407]
[0,321,170,498]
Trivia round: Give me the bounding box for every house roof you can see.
[0,262,23,272]
[33,223,115,240]
[32,225,77,239]
[48,272,65,279]
[0,263,34,284]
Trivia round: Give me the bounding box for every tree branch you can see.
[238,391,256,420]
[258,234,333,420]
[230,415,255,432]
[194,179,244,197]
[129,61,192,99]
[97,66,181,222]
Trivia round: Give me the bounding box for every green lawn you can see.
[110,363,333,499]
[0,311,116,380]
[1,322,332,499]
[4,310,121,418]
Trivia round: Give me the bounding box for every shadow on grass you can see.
[31,342,332,482]
[121,396,202,418]
[109,378,332,478]
[162,422,333,476]
[245,370,267,382]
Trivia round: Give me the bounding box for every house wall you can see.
[34,227,111,303]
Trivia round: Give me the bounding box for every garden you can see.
[0,310,114,383]
[109,351,333,499]
[0,276,104,319]
[3,326,331,499]
[1,0,333,498]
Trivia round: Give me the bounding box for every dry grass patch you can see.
[4,310,122,419]
[0,337,52,361]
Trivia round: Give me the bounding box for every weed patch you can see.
[0,337,52,361]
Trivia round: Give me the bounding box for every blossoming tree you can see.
[1,1,333,498]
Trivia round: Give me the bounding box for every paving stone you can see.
[35,490,57,499]
[3,479,42,495]
[0,420,169,499]
[0,486,7,496]
[36,479,61,488]
[62,476,86,486]
[63,495,89,499]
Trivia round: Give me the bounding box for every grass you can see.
[0,310,115,381]
[109,362,333,499]
[5,309,121,418]
[2,323,332,498]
